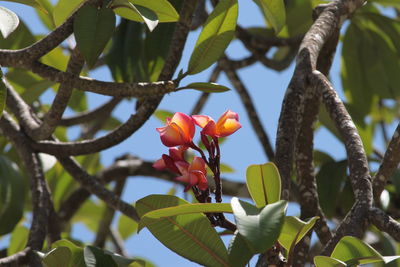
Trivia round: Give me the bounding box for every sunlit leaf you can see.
[314,256,346,267]
[0,6,19,38]
[278,216,319,253]
[74,5,116,68]
[228,230,255,267]
[254,0,285,33]
[53,0,84,27]
[51,239,86,267]
[153,109,174,122]
[7,225,28,255]
[139,203,232,231]
[231,198,287,253]
[188,0,238,74]
[118,213,138,240]
[136,195,229,267]
[246,162,281,207]
[111,0,158,31]
[129,0,179,22]
[2,0,48,13]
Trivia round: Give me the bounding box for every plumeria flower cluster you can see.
[153,110,241,202]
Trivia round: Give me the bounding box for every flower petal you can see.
[192,115,213,128]
[171,112,195,142]
[158,123,186,147]
[174,161,190,175]
[202,120,217,137]
[152,158,166,170]
[189,157,207,175]
[169,146,187,161]
[215,110,241,137]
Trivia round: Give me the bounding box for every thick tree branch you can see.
[369,207,400,242]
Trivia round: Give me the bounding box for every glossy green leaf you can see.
[332,236,400,265]
[0,156,25,235]
[118,213,138,240]
[314,256,346,267]
[139,203,232,231]
[228,231,255,267]
[84,246,118,267]
[106,19,145,82]
[53,0,84,27]
[43,247,71,267]
[246,162,281,207]
[231,198,287,253]
[179,82,230,93]
[153,109,174,122]
[7,225,29,255]
[111,0,158,31]
[0,6,19,38]
[129,0,179,22]
[278,216,319,253]
[52,239,86,267]
[316,160,347,218]
[188,0,238,74]
[74,5,116,68]
[0,70,6,118]
[136,195,229,267]
[254,0,285,33]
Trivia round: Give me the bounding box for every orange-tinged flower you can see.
[192,110,241,137]
[175,157,208,191]
[153,146,187,172]
[157,112,195,147]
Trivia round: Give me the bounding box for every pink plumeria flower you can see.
[156,112,195,147]
[192,110,241,138]
[175,157,208,191]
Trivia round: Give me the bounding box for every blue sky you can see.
[0,0,355,266]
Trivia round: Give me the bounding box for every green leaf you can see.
[0,19,35,49]
[153,109,173,122]
[220,163,235,173]
[316,160,347,218]
[84,246,118,267]
[0,70,6,118]
[118,213,138,240]
[254,0,285,33]
[52,239,86,267]
[179,82,230,93]
[7,225,29,255]
[188,0,238,74]
[2,0,48,13]
[314,256,346,267]
[74,5,116,68]
[68,89,87,112]
[129,0,179,22]
[111,0,158,31]
[246,162,281,207]
[0,156,25,235]
[0,6,19,38]
[228,231,255,267]
[231,198,287,253]
[34,0,55,30]
[139,203,233,231]
[136,195,229,267]
[278,216,319,253]
[331,236,400,265]
[43,247,72,267]
[53,0,84,27]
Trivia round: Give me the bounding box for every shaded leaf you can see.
[2,0,48,13]
[74,5,116,68]
[84,246,118,267]
[231,198,287,253]
[0,6,19,38]
[0,19,35,49]
[136,195,229,267]
[43,247,71,267]
[0,156,25,235]
[246,162,281,207]
[52,239,86,267]
[254,0,285,33]
[118,213,138,240]
[188,0,238,74]
[179,82,230,93]
[228,230,255,267]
